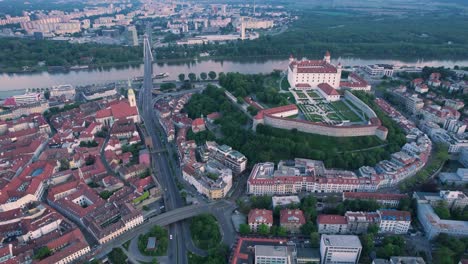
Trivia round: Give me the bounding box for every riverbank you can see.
[1,56,467,91]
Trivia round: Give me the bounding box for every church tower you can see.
[128,88,136,107]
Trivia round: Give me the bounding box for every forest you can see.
[156,10,468,61]
[0,38,142,73]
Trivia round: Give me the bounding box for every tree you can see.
[160,82,176,91]
[108,247,127,264]
[367,224,379,235]
[188,72,197,82]
[239,224,250,235]
[300,222,315,236]
[33,246,51,260]
[200,72,208,81]
[178,73,185,82]
[85,155,96,166]
[100,190,113,199]
[44,90,50,100]
[433,201,451,219]
[276,226,287,236]
[208,71,217,80]
[257,224,270,235]
[310,232,320,248]
[59,159,70,171]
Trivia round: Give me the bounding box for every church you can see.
[95,88,140,127]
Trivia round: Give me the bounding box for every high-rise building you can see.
[127,25,138,46]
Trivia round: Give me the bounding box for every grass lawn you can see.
[327,113,342,121]
[331,101,362,122]
[295,90,308,99]
[137,226,168,256]
[123,240,131,251]
[307,90,322,99]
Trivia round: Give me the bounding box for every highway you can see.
[140,34,189,264]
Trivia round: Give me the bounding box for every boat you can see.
[70,65,89,71]
[153,72,170,79]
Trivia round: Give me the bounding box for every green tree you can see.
[239,224,250,235]
[433,201,451,219]
[99,190,113,199]
[367,224,379,234]
[188,72,197,82]
[208,71,217,80]
[258,224,270,235]
[160,82,176,91]
[108,247,127,264]
[310,232,320,248]
[200,72,208,80]
[277,226,288,236]
[300,222,315,236]
[178,73,185,82]
[44,90,50,100]
[33,246,51,260]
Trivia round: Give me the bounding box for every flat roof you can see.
[255,245,288,258]
[321,235,362,248]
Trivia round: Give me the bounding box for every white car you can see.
[169,234,173,240]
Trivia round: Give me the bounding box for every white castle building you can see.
[287,51,342,89]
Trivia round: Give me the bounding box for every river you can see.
[0,57,467,98]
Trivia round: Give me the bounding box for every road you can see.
[140,34,190,264]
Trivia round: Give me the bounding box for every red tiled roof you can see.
[248,209,273,224]
[192,118,205,127]
[317,214,347,225]
[280,209,306,225]
[318,83,339,96]
[296,83,311,88]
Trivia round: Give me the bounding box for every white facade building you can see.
[288,52,342,89]
[320,235,362,264]
[50,84,76,100]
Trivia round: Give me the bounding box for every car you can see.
[170,234,173,240]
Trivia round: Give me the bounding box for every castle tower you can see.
[289,54,295,64]
[324,51,331,64]
[128,88,136,107]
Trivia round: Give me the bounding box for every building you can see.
[191,118,206,133]
[440,168,468,186]
[340,73,371,91]
[377,210,411,234]
[50,84,76,100]
[317,215,348,234]
[182,160,233,200]
[280,209,306,233]
[445,99,465,110]
[342,192,408,208]
[288,52,342,89]
[318,210,409,235]
[12,93,42,105]
[320,235,362,264]
[414,191,468,239]
[363,64,394,78]
[272,196,301,208]
[126,25,138,46]
[254,245,296,264]
[248,209,273,232]
[444,118,466,134]
[317,83,340,102]
[203,141,247,175]
[405,95,424,114]
[420,105,460,125]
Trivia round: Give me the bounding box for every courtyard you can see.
[290,88,366,125]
